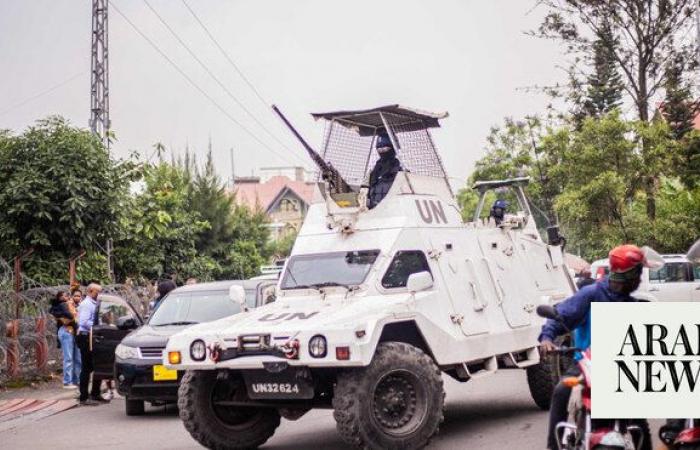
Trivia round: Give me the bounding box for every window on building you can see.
[279,198,299,212]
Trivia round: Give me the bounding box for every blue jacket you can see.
[538,278,636,352]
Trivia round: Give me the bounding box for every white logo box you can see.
[591,302,700,418]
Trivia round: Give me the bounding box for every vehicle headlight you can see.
[308,335,327,358]
[115,343,139,360]
[190,339,206,362]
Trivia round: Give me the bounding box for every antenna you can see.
[90,0,113,282]
[90,0,110,150]
[230,147,235,188]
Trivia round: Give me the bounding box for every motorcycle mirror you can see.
[687,239,700,264]
[641,246,665,269]
[536,304,560,321]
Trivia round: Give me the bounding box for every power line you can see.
[142,0,305,164]
[180,0,270,108]
[0,71,87,117]
[108,0,297,166]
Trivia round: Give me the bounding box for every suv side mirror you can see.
[116,316,137,330]
[406,271,433,293]
[229,285,248,312]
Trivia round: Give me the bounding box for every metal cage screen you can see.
[317,112,448,186]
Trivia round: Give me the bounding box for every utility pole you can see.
[90,0,110,149]
[90,0,114,282]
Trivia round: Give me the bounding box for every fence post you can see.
[68,250,85,291]
[7,249,33,379]
[5,319,19,378]
[35,316,48,373]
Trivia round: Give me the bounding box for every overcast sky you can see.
[0,0,565,188]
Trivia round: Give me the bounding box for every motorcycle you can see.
[660,419,700,450]
[537,305,648,450]
[660,240,700,450]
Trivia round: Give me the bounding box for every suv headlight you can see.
[115,343,139,360]
[308,335,327,358]
[190,340,206,361]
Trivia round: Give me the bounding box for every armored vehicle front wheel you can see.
[178,370,280,450]
[333,342,445,450]
[526,361,557,410]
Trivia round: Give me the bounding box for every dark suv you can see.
[114,279,276,415]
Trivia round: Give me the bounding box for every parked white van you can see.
[590,254,700,302]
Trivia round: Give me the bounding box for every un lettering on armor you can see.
[591,302,700,418]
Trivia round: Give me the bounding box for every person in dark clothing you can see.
[367,133,403,209]
[76,283,106,405]
[151,279,177,312]
[49,291,80,389]
[575,268,595,290]
[489,199,508,225]
[539,245,652,450]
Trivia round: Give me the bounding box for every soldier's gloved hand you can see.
[539,339,557,357]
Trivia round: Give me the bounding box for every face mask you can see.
[377,146,393,155]
[610,278,641,295]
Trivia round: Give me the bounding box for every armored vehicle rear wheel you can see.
[178,370,280,450]
[333,342,444,450]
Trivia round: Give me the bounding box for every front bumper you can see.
[115,359,182,402]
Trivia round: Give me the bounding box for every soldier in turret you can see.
[367,133,403,209]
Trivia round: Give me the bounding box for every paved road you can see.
[0,370,663,449]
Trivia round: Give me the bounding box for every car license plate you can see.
[243,370,314,400]
[153,364,178,381]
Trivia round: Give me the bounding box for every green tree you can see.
[576,25,624,123]
[535,0,697,220]
[189,150,237,261]
[114,162,208,282]
[662,55,697,140]
[0,117,136,284]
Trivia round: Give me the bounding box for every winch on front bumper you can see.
[165,328,368,370]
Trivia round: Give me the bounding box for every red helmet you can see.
[609,245,644,273]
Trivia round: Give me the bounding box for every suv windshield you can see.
[149,290,241,326]
[280,250,380,290]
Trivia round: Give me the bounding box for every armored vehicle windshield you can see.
[280,250,380,290]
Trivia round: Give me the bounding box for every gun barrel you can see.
[271,105,325,168]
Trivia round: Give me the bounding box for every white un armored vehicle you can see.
[165,105,575,450]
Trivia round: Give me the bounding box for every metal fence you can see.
[0,257,153,384]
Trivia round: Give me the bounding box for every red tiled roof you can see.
[231,175,316,212]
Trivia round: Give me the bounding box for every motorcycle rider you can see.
[539,244,652,450]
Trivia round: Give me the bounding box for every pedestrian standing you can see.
[149,279,176,312]
[75,283,107,405]
[49,291,78,389]
[69,289,83,386]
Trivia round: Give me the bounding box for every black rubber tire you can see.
[632,419,652,450]
[526,361,557,410]
[528,337,572,411]
[125,397,145,416]
[332,342,445,450]
[178,370,281,450]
